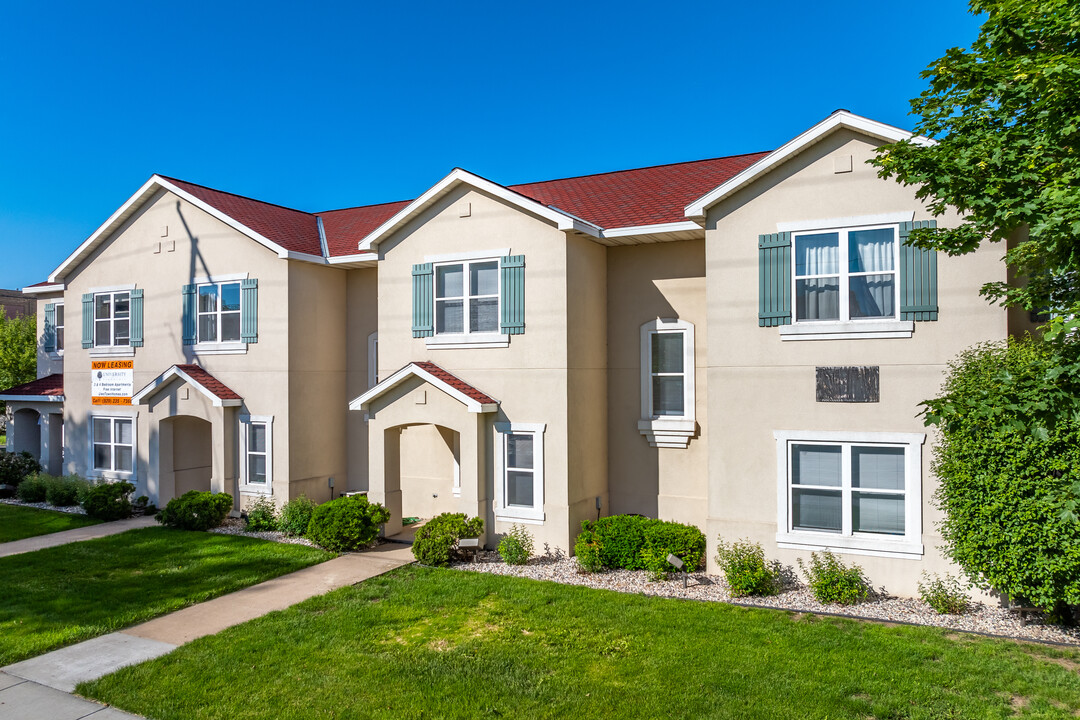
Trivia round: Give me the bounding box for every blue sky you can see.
[0,0,983,289]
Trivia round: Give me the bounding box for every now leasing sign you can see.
[91,360,133,405]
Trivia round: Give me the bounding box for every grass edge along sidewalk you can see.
[83,565,1080,720]
[0,526,333,665]
[0,503,102,543]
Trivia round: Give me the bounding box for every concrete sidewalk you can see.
[1,542,414,718]
[0,515,158,558]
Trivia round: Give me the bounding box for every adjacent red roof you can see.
[414,362,497,405]
[0,374,64,398]
[22,281,57,289]
[318,200,412,257]
[175,364,243,402]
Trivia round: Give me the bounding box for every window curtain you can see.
[795,233,839,320]
[849,229,895,319]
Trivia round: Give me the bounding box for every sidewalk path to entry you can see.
[0,515,158,558]
[0,542,415,719]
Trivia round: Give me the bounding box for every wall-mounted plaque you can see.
[816,366,879,403]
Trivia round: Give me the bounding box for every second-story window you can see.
[197,282,242,343]
[435,260,499,336]
[95,292,130,347]
[55,303,65,351]
[794,225,897,322]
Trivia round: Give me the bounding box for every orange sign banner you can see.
[91,360,134,405]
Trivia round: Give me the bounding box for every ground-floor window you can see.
[773,430,924,557]
[92,416,134,475]
[494,422,545,523]
[240,415,273,493]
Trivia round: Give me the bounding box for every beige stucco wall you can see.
[606,240,709,529]
[704,128,1009,596]
[58,188,292,506]
[345,268,378,492]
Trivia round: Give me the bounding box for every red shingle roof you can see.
[175,364,242,402]
[22,281,56,289]
[318,200,412,257]
[0,374,64,398]
[414,362,497,405]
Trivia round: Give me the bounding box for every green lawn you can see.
[0,503,102,543]
[0,527,333,665]
[82,567,1080,720]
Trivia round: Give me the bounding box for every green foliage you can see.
[919,573,971,615]
[0,450,41,491]
[573,528,603,573]
[156,490,231,530]
[307,494,390,552]
[715,539,781,597]
[411,512,483,566]
[0,315,36,394]
[278,495,317,537]
[45,475,90,507]
[497,524,534,565]
[575,515,706,573]
[798,551,870,606]
[244,496,278,532]
[871,0,1080,317]
[922,337,1080,613]
[15,473,48,503]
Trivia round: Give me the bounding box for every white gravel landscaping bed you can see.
[209,517,320,548]
[0,497,89,515]
[451,551,1080,647]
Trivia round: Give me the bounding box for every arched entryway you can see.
[393,423,461,524]
[11,409,41,461]
[159,415,213,496]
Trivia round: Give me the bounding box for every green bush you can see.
[156,490,232,530]
[573,528,603,573]
[279,495,316,537]
[15,473,49,503]
[918,572,970,615]
[244,496,278,532]
[412,512,483,566]
[922,337,1080,616]
[715,539,781,597]
[798,550,870,605]
[82,481,136,521]
[45,475,90,507]
[497,524,534,565]
[307,494,390,552]
[0,451,41,493]
[575,515,706,573]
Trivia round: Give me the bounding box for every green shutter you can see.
[500,255,525,335]
[899,220,938,321]
[81,293,94,348]
[241,278,259,343]
[758,232,792,327]
[129,289,144,347]
[43,303,56,352]
[412,263,434,338]
[181,285,197,345]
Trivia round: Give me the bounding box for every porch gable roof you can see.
[0,374,64,402]
[131,364,243,408]
[349,361,499,414]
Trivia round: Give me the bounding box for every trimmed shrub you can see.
[156,490,232,530]
[0,450,41,493]
[798,550,870,605]
[575,515,706,573]
[412,512,483,567]
[16,473,49,503]
[307,494,390,552]
[245,496,278,532]
[497,524,534,565]
[573,528,603,573]
[715,539,781,597]
[279,495,316,537]
[82,481,136,521]
[45,475,90,507]
[919,572,970,615]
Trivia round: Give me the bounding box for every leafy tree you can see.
[871,0,1080,318]
[0,314,36,392]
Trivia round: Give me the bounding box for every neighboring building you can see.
[0,289,36,319]
[2,111,1032,596]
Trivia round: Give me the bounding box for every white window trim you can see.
[49,301,65,358]
[773,429,925,559]
[92,290,133,350]
[88,410,138,483]
[424,248,510,263]
[239,414,273,495]
[367,332,379,389]
[638,318,695,448]
[788,223,906,340]
[494,422,545,522]
[193,272,248,285]
[427,254,506,348]
[195,280,244,349]
[776,211,914,234]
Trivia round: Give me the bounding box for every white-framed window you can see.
[95,291,130,347]
[240,415,273,494]
[197,281,242,344]
[53,302,65,353]
[90,413,136,480]
[494,422,545,523]
[367,332,379,389]
[793,224,899,323]
[434,258,500,338]
[638,319,696,448]
[774,430,925,558]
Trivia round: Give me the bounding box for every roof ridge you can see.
[507,150,774,188]
[315,198,414,215]
[157,174,315,217]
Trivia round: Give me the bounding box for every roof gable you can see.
[131,364,242,407]
[349,361,499,414]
